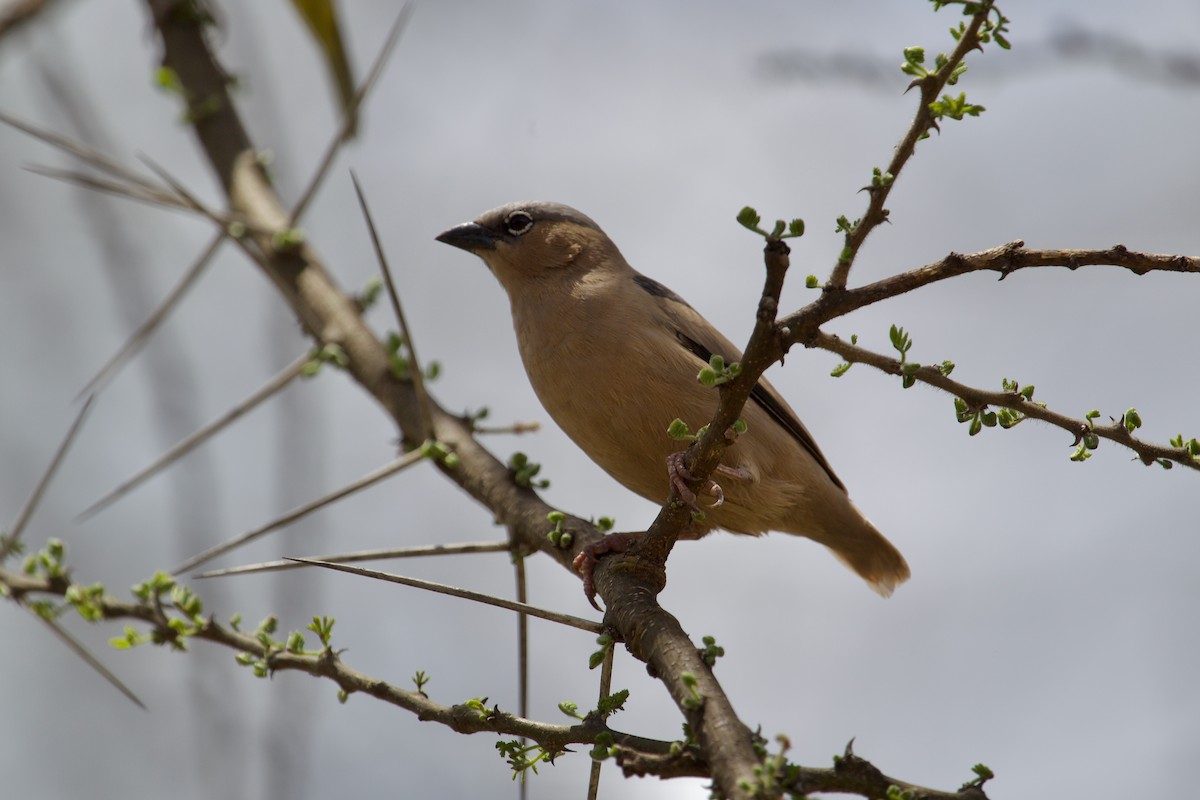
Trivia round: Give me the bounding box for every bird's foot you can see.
[666,453,752,510]
[573,532,642,611]
[666,452,719,508]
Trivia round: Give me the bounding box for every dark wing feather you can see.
[671,327,847,493]
[632,271,845,490]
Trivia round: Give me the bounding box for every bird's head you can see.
[436,201,620,292]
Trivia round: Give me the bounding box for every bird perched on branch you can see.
[437,202,909,597]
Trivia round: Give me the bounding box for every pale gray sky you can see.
[2,2,1198,798]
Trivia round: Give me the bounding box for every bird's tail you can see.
[816,502,911,597]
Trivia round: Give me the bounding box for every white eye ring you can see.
[505,211,534,236]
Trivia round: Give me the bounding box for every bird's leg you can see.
[666,452,752,510]
[573,458,754,609]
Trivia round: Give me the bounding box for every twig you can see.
[587,643,616,800]
[0,395,95,561]
[0,109,161,194]
[789,242,1200,334]
[171,449,430,575]
[133,152,279,277]
[30,611,145,709]
[826,0,996,289]
[812,331,1198,470]
[76,232,225,399]
[77,353,311,521]
[1,562,670,762]
[515,554,529,800]
[472,421,541,435]
[350,170,434,441]
[193,541,510,578]
[638,238,791,566]
[287,3,414,226]
[24,154,273,239]
[24,164,189,211]
[137,152,270,237]
[287,558,603,633]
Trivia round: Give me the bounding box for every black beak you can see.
[435,222,500,252]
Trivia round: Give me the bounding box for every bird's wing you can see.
[632,274,847,492]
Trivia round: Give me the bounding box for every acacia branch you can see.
[0,564,669,761]
[4,559,995,796]
[131,3,1012,796]
[827,0,997,289]
[812,331,1198,470]
[137,4,792,795]
[2,2,1017,796]
[790,241,1200,331]
[755,240,1200,471]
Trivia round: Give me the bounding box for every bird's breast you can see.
[512,298,703,501]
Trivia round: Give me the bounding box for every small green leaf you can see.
[971,763,995,783]
[272,227,306,252]
[596,689,630,717]
[589,633,614,670]
[889,324,913,362]
[805,275,820,289]
[736,206,761,231]
[667,418,692,441]
[154,66,183,93]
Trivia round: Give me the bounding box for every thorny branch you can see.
[825,0,996,290]
[811,330,1199,471]
[770,242,1200,472]
[5,0,1194,797]
[2,561,992,799]
[140,2,1005,797]
[133,3,789,797]
[0,563,667,759]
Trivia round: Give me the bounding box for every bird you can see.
[436,201,910,597]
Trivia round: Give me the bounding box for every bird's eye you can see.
[505,211,534,236]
